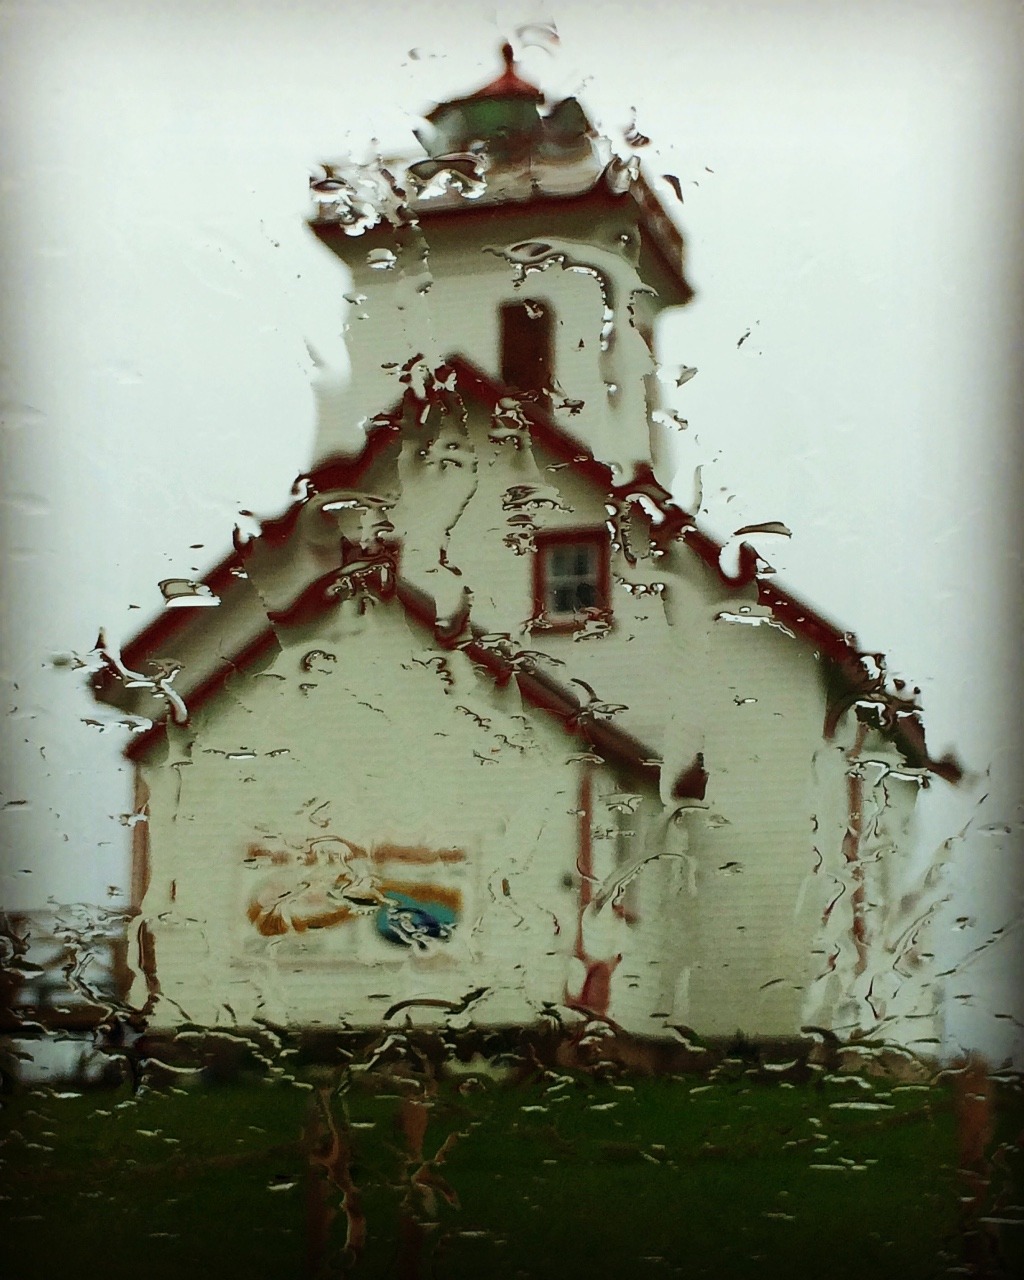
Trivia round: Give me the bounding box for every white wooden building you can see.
[94,48,960,1046]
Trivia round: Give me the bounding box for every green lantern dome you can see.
[417,43,594,173]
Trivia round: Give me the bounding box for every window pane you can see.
[576,580,597,608]
[551,545,574,576]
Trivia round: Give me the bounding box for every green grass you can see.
[2,1067,1021,1279]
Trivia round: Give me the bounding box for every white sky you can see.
[1,0,1021,1060]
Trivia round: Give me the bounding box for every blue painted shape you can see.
[375,892,458,949]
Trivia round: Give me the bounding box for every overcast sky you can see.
[1,0,1021,1060]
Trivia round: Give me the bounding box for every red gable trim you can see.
[311,179,695,307]
[392,575,661,781]
[123,626,280,763]
[124,561,661,785]
[105,354,960,783]
[118,556,243,675]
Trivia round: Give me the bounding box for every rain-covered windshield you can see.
[2,8,1021,1277]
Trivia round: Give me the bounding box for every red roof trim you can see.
[126,564,660,782]
[310,179,695,306]
[119,556,244,673]
[106,354,959,782]
[125,627,280,762]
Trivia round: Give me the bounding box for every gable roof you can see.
[93,355,962,785]
[102,548,666,785]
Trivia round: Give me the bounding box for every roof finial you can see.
[501,41,515,73]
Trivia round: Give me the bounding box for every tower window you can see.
[500,299,553,403]
[532,530,611,629]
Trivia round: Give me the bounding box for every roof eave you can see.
[100,354,961,784]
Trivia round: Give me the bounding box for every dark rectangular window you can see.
[500,299,553,404]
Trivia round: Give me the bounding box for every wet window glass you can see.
[2,10,1021,1280]
[545,540,601,614]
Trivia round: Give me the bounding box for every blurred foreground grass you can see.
[2,1062,1021,1279]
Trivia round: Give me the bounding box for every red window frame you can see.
[531,528,612,633]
